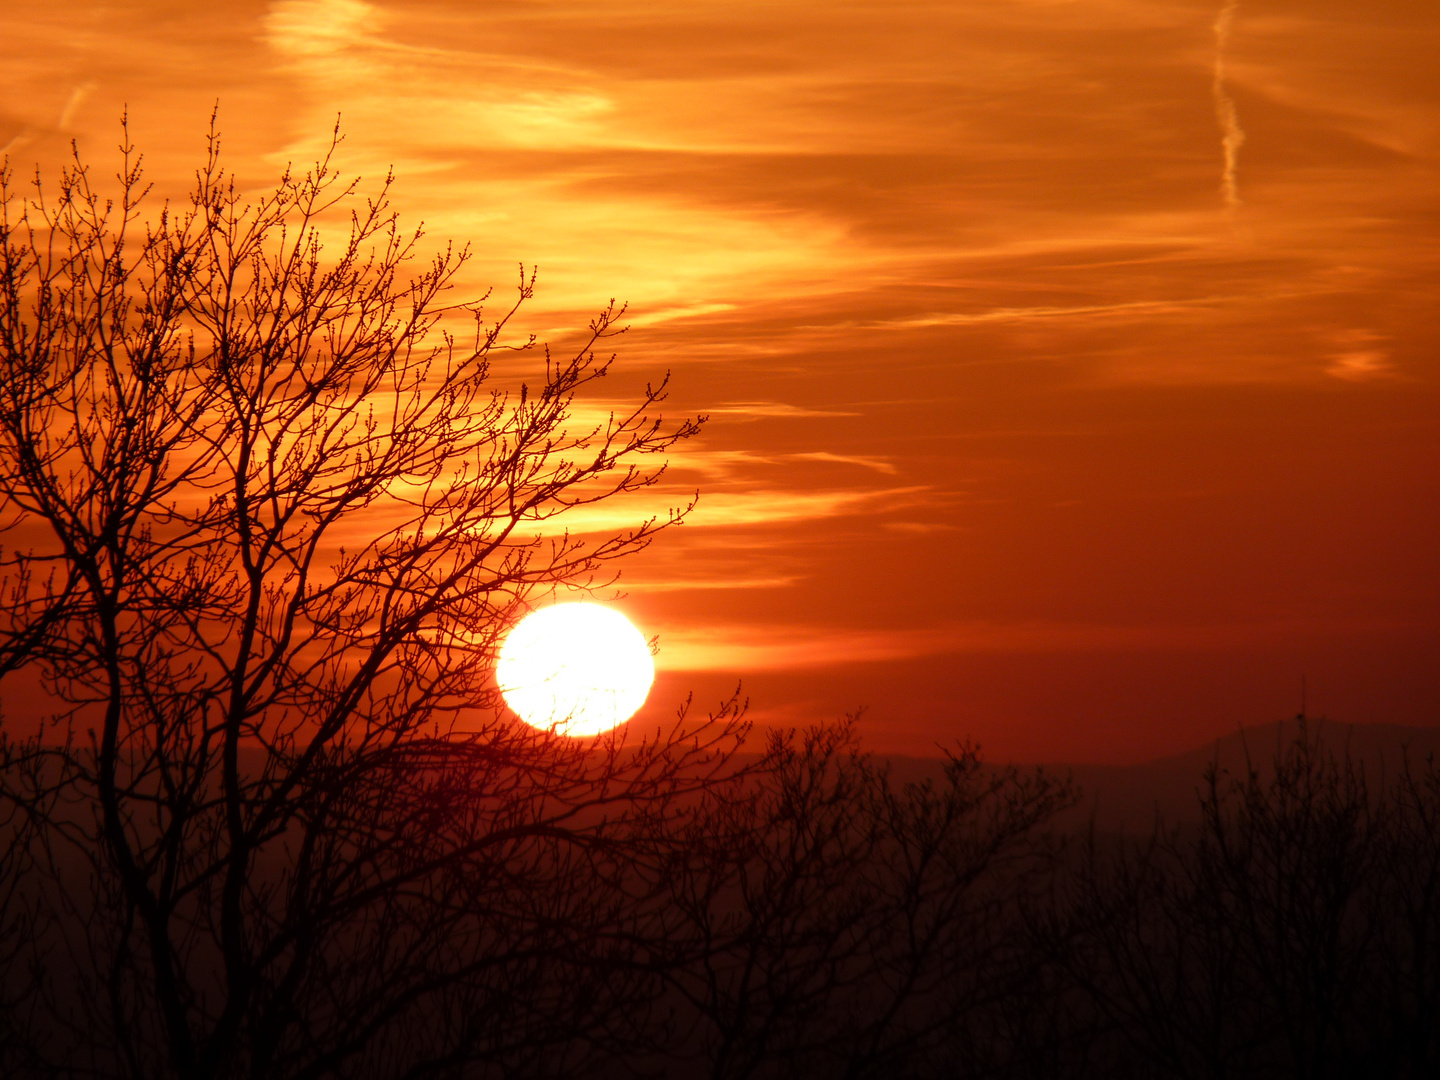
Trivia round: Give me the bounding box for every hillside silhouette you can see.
[877,718,1440,834]
[1057,718,1440,832]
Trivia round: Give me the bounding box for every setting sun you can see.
[497,603,655,736]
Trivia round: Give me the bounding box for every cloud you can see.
[705,402,862,420]
[1326,351,1390,380]
[57,81,96,130]
[1212,0,1246,209]
[541,484,931,536]
[263,0,378,57]
[1324,329,1394,381]
[882,521,959,534]
[653,616,1412,673]
[663,448,898,480]
[789,452,897,474]
[623,574,801,593]
[624,302,737,327]
[873,296,1232,331]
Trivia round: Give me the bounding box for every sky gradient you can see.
[4,0,1437,761]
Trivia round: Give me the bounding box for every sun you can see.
[496,603,655,736]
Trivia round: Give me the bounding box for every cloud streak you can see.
[535,485,932,537]
[1212,0,1246,209]
[653,616,1401,673]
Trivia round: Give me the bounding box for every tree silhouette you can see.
[0,122,745,1080]
[1056,722,1440,1080]
[649,722,1074,1080]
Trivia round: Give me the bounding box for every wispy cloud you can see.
[541,484,931,536]
[263,0,379,58]
[654,616,1412,673]
[662,447,898,481]
[873,296,1232,331]
[705,402,862,420]
[1212,0,1246,209]
[1325,329,1394,381]
[882,521,959,534]
[623,574,801,593]
[57,81,96,130]
[789,452,897,475]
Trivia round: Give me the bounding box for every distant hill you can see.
[875,719,1440,835]
[1035,719,1440,834]
[1059,719,1440,833]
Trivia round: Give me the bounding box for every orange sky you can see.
[4,0,1437,761]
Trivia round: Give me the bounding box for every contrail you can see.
[1212,1,1245,208]
[58,82,97,131]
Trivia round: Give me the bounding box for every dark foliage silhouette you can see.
[1053,721,1440,1080]
[649,721,1073,1080]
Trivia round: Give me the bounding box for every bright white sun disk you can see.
[497,603,654,736]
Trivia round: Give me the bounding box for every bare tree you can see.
[0,121,745,1080]
[649,721,1075,1080]
[1060,722,1440,1080]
